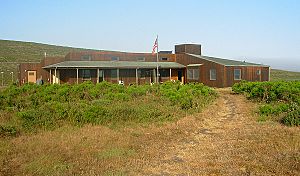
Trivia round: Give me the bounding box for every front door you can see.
[28,71,36,83]
[99,69,104,82]
[178,70,182,82]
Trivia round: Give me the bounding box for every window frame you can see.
[81,69,92,81]
[111,56,119,61]
[138,69,146,79]
[187,68,199,80]
[234,68,242,80]
[209,69,217,81]
[256,69,261,75]
[110,69,118,79]
[80,55,92,61]
[137,57,145,61]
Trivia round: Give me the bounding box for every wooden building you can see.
[19,44,270,87]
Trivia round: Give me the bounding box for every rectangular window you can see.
[187,68,199,80]
[210,69,216,80]
[111,56,119,61]
[234,69,241,80]
[137,57,145,61]
[81,55,92,61]
[160,58,168,61]
[138,69,146,79]
[111,69,118,79]
[81,69,91,80]
[160,69,170,78]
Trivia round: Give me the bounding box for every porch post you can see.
[76,68,79,84]
[169,68,172,81]
[97,68,99,83]
[103,70,105,81]
[49,69,52,84]
[54,68,57,84]
[117,69,119,82]
[136,68,138,85]
[153,69,156,83]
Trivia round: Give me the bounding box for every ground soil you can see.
[1,88,299,176]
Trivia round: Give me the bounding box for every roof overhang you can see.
[187,64,203,67]
[43,61,186,69]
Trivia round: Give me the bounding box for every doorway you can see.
[27,71,36,83]
[98,69,104,82]
[178,70,182,82]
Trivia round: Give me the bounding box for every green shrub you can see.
[282,108,300,126]
[233,81,300,126]
[0,81,217,134]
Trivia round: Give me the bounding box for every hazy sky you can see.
[1,0,299,71]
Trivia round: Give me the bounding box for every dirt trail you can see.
[130,88,300,175]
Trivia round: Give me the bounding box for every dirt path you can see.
[129,88,300,175]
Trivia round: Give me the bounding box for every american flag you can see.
[152,37,158,55]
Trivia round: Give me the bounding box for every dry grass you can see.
[1,89,299,175]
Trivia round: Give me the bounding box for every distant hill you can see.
[0,39,101,62]
[0,39,299,85]
[271,69,300,81]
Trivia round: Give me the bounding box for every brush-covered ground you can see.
[0,81,299,175]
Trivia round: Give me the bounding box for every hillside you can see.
[0,39,101,62]
[271,69,300,81]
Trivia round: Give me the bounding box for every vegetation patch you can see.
[232,81,300,126]
[0,81,217,135]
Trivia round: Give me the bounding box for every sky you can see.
[0,0,300,71]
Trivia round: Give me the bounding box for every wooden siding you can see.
[175,44,201,55]
[225,66,270,87]
[65,52,176,62]
[176,54,225,87]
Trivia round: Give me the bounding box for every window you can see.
[137,57,145,61]
[81,69,91,80]
[234,69,241,80]
[257,69,261,75]
[210,69,216,80]
[111,56,119,61]
[160,58,168,61]
[187,68,199,80]
[160,69,170,78]
[110,69,118,79]
[138,69,146,79]
[81,55,91,61]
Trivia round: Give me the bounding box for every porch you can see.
[43,61,185,85]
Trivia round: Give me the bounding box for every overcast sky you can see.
[0,0,299,71]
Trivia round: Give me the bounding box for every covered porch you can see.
[43,61,186,85]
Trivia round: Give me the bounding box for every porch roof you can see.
[43,61,185,69]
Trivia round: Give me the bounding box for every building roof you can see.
[187,54,269,67]
[43,61,185,69]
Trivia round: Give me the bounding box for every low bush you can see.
[232,81,300,126]
[0,81,217,134]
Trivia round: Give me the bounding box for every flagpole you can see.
[156,35,159,84]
